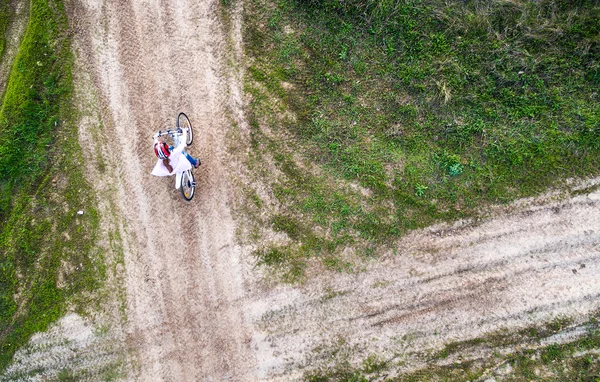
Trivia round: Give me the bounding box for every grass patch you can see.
[305,316,600,381]
[236,0,600,279]
[0,0,104,371]
[0,1,11,61]
[255,245,307,283]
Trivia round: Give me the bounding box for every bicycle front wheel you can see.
[177,112,193,146]
[180,170,195,201]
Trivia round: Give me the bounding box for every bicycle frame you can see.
[154,127,195,197]
[153,112,196,201]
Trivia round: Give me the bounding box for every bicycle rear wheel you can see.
[180,170,195,201]
[177,112,193,146]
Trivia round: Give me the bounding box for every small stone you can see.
[572,269,577,274]
[77,210,84,215]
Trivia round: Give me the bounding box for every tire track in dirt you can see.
[70,0,255,380]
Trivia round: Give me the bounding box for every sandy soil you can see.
[2,313,126,380]
[66,0,600,380]
[70,0,256,380]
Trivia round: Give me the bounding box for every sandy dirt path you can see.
[245,182,600,379]
[70,0,256,380]
[67,0,600,380]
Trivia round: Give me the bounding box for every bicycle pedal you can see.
[191,182,197,187]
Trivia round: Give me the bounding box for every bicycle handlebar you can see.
[154,128,183,139]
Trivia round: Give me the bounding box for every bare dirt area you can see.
[2,313,127,380]
[65,0,600,381]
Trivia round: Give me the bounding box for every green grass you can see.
[235,0,600,279]
[305,315,600,381]
[0,0,104,371]
[0,1,11,61]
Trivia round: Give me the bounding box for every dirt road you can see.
[246,182,600,378]
[71,0,256,380]
[68,0,599,380]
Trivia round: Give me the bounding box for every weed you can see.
[414,183,428,197]
[255,245,306,282]
[320,287,347,302]
[541,343,565,364]
[361,354,386,373]
[547,315,574,332]
[57,369,77,382]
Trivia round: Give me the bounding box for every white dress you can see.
[150,141,192,177]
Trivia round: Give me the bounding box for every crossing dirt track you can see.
[68,0,600,380]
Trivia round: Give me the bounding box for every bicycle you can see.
[153,112,197,201]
